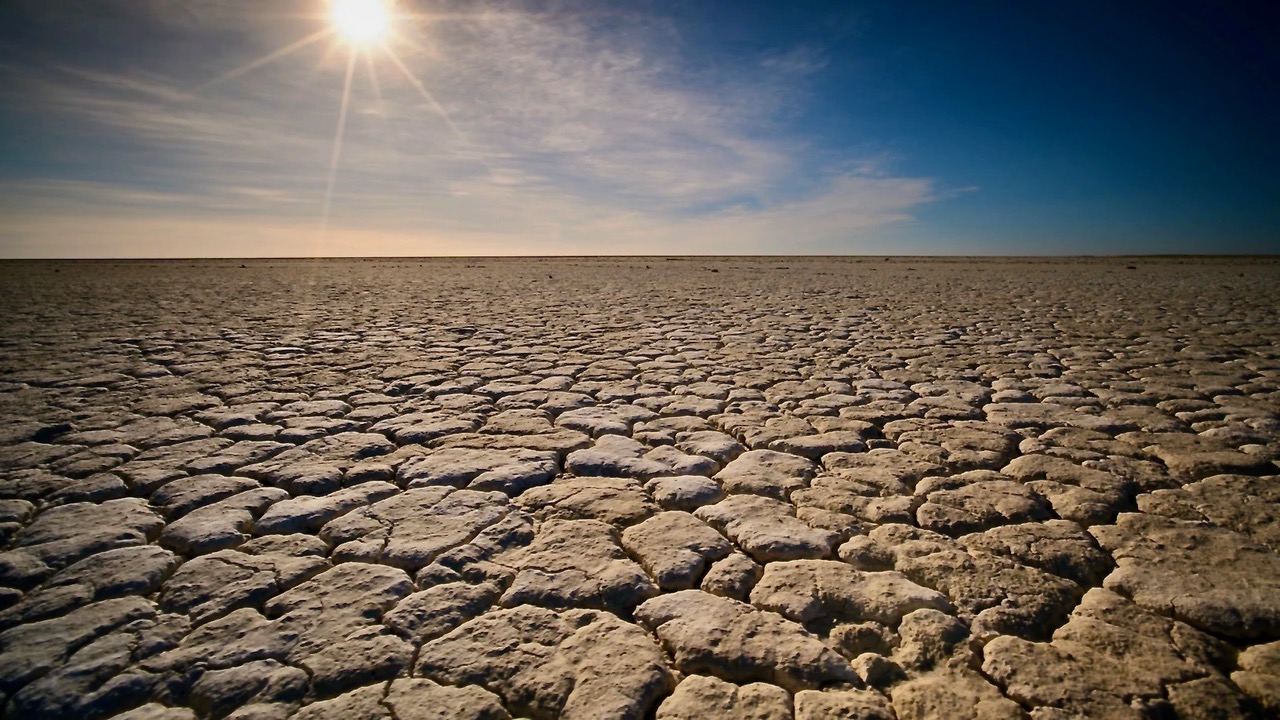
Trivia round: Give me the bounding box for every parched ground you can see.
[1,256,1278,720]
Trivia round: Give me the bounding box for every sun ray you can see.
[362,49,383,104]
[190,1,502,235]
[195,29,332,92]
[319,49,359,237]
[383,45,466,142]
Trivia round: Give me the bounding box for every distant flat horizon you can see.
[1,1,1277,257]
[4,254,1278,263]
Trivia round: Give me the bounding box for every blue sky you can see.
[0,0,1276,257]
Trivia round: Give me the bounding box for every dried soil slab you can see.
[1137,473,1280,551]
[636,589,858,692]
[750,559,951,627]
[141,607,285,678]
[397,448,558,494]
[159,487,288,555]
[384,581,501,643]
[239,532,328,557]
[621,511,732,590]
[181,440,291,475]
[660,395,726,418]
[0,596,155,697]
[0,441,87,473]
[481,408,556,435]
[45,469,129,503]
[320,487,525,570]
[794,689,896,720]
[868,524,1083,640]
[195,404,277,430]
[556,405,658,437]
[893,422,1022,471]
[126,437,231,472]
[823,448,942,488]
[238,432,398,492]
[739,416,817,449]
[517,477,657,526]
[253,481,400,536]
[186,659,308,717]
[417,604,674,720]
[1091,513,1280,639]
[700,552,763,601]
[433,429,592,455]
[712,409,779,439]
[890,667,1028,720]
[111,704,197,720]
[713,449,818,499]
[912,380,991,405]
[1233,640,1280,714]
[0,499,32,527]
[769,431,869,460]
[114,416,217,450]
[0,470,75,504]
[370,412,482,443]
[983,403,1133,433]
[500,518,658,614]
[292,678,512,720]
[914,470,1053,536]
[159,549,326,625]
[0,498,163,589]
[983,588,1240,719]
[792,478,921,526]
[644,475,724,511]
[632,418,707,446]
[655,675,791,720]
[538,390,597,413]
[1086,454,1179,493]
[695,495,838,562]
[1,601,183,718]
[1002,454,1137,526]
[675,431,746,464]
[1019,426,1146,462]
[1118,431,1275,482]
[265,563,416,696]
[269,398,351,419]
[0,545,177,630]
[959,520,1113,587]
[149,474,262,519]
[566,435,714,479]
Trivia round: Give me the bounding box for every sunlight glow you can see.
[331,0,392,45]
[191,0,479,239]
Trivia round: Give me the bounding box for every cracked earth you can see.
[1,257,1279,720]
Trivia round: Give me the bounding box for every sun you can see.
[330,0,392,45]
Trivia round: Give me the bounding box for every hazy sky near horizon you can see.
[1,0,1277,257]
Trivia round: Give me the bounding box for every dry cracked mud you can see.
[1,256,1279,719]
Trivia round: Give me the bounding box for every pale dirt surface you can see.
[0,256,1278,719]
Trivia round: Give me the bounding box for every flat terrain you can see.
[1,257,1278,719]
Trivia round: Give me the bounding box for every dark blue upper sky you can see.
[1,0,1276,256]
[668,0,1280,252]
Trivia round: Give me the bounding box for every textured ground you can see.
[1,256,1279,720]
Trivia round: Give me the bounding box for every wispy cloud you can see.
[0,1,939,256]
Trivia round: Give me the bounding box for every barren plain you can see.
[1,256,1278,719]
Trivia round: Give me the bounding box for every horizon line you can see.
[2,254,1278,262]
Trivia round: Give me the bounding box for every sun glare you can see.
[331,0,391,45]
